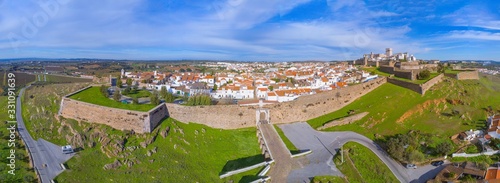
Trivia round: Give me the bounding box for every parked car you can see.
[406,164,417,169]
[431,161,444,166]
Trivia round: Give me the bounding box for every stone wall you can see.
[60,78,387,130]
[59,95,168,133]
[379,66,394,74]
[394,70,416,80]
[456,71,479,80]
[165,103,256,129]
[166,77,387,128]
[387,78,422,94]
[387,73,444,95]
[420,73,444,94]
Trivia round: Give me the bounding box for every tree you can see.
[165,92,174,103]
[417,70,431,80]
[126,78,132,86]
[100,85,109,98]
[179,68,186,72]
[113,91,121,102]
[437,63,445,73]
[203,95,211,105]
[187,68,192,72]
[213,84,218,91]
[150,90,160,105]
[160,86,168,99]
[117,79,123,88]
[386,137,405,161]
[132,96,139,104]
[268,86,274,91]
[122,86,131,95]
[407,150,424,163]
[436,141,453,155]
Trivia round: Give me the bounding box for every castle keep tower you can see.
[386,48,393,56]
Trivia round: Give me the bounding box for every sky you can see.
[0,0,499,61]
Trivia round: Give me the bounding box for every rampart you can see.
[59,78,387,130]
[456,70,479,80]
[378,66,416,80]
[166,77,388,128]
[387,73,444,95]
[58,87,168,133]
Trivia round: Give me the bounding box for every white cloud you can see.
[447,30,500,41]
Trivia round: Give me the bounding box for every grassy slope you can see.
[69,87,156,112]
[310,175,348,183]
[334,142,399,183]
[0,96,37,182]
[55,118,264,182]
[274,125,300,154]
[308,75,500,140]
[22,83,265,182]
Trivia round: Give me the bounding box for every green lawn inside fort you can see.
[123,89,151,98]
[334,142,399,183]
[69,86,156,112]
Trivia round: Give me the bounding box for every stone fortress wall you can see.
[387,73,444,95]
[456,70,479,80]
[59,78,387,131]
[166,77,388,128]
[59,86,168,133]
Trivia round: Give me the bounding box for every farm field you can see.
[69,87,157,112]
[0,71,36,88]
[45,74,93,83]
[334,142,398,183]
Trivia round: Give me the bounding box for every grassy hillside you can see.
[55,118,264,182]
[0,96,37,182]
[334,142,399,183]
[308,75,500,139]
[69,86,156,112]
[22,83,265,182]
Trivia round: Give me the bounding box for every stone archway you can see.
[256,109,270,124]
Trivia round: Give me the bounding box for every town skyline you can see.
[1,0,499,61]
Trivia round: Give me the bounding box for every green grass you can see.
[55,118,264,182]
[334,142,399,183]
[124,89,151,98]
[0,96,38,182]
[308,75,500,140]
[21,83,265,182]
[361,67,391,77]
[310,175,347,183]
[393,73,440,84]
[450,155,498,165]
[69,87,156,112]
[274,125,300,154]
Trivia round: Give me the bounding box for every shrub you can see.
[417,70,431,80]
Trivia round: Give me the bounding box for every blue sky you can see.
[0,0,498,61]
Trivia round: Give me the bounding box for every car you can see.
[431,161,444,166]
[406,164,417,169]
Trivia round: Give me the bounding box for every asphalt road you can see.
[279,122,446,183]
[17,87,74,183]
